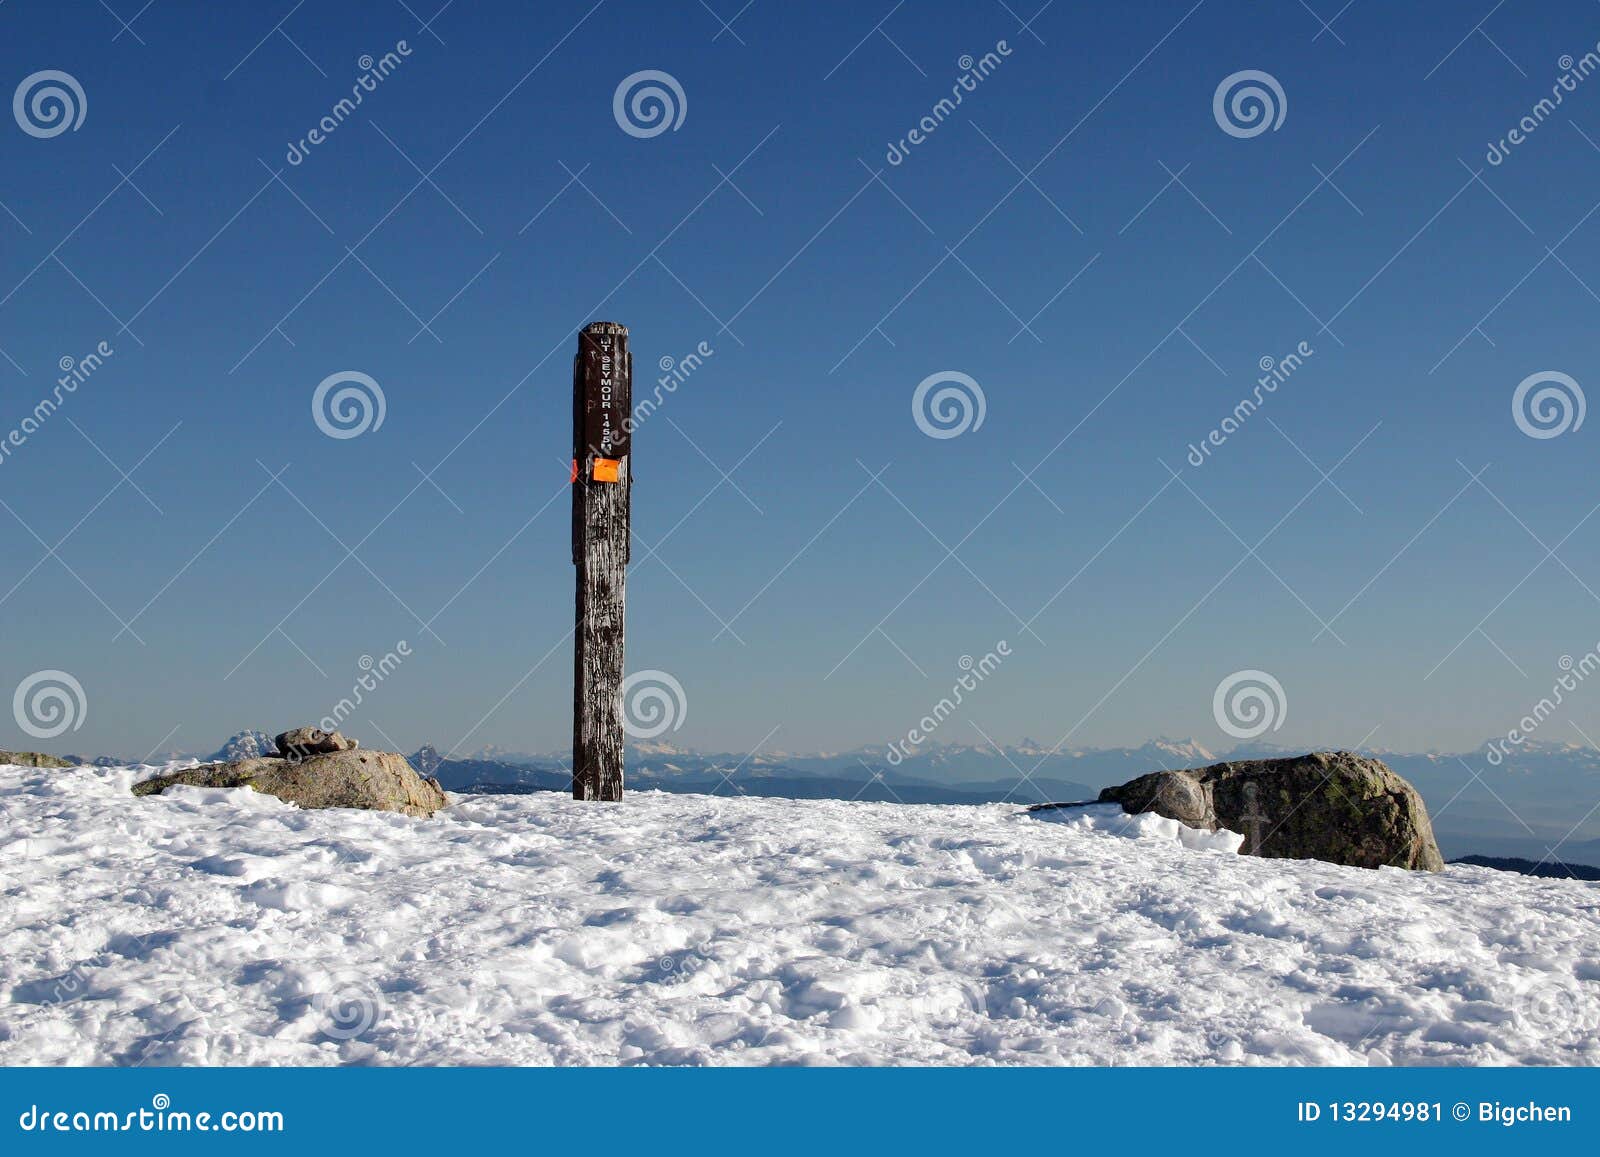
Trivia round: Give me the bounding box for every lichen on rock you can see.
[134,729,445,818]
[1096,751,1444,871]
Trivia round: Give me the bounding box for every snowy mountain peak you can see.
[210,729,277,762]
[1139,737,1217,764]
[627,740,698,757]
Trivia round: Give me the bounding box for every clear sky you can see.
[4,0,1600,760]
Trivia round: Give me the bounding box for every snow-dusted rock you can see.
[133,749,445,817]
[1099,751,1444,871]
[0,751,73,768]
[275,726,359,762]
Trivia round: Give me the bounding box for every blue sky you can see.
[4,0,1600,760]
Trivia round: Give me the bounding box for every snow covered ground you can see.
[2,764,1597,1066]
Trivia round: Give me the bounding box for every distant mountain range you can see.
[67,731,1600,867]
[411,737,1228,807]
[1451,855,1600,882]
[405,737,1600,867]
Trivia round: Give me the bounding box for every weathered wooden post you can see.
[571,321,631,800]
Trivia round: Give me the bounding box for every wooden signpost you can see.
[571,321,631,800]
